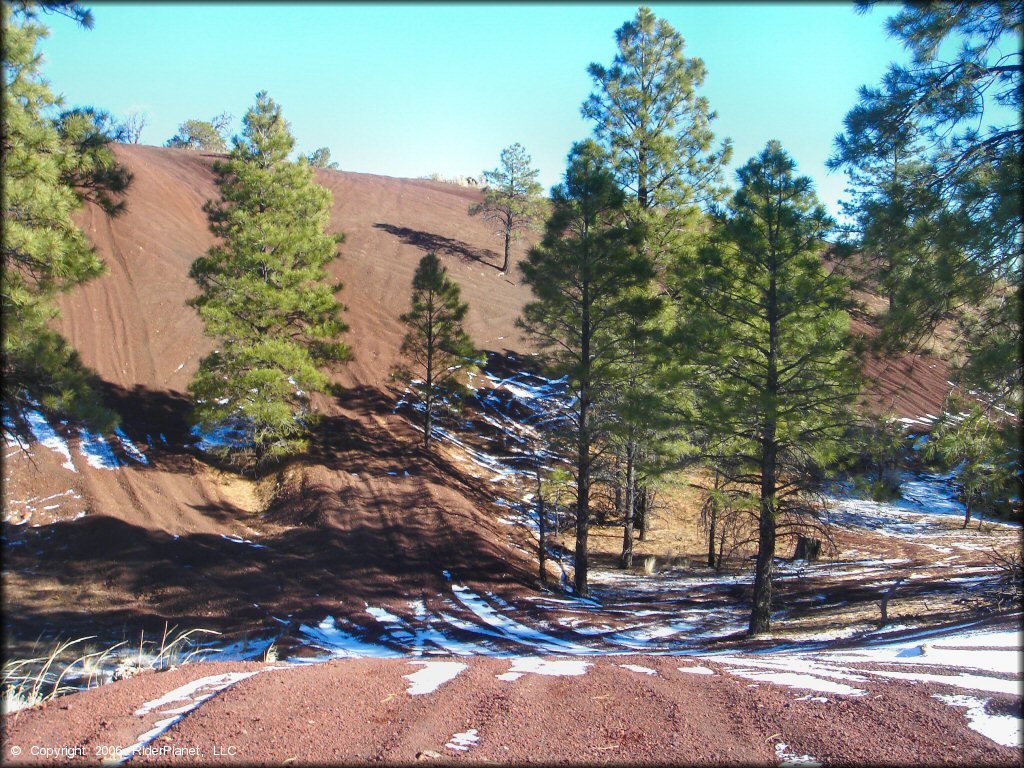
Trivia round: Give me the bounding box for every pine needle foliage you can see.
[470,143,545,273]
[398,253,481,450]
[517,140,659,597]
[830,1,1022,417]
[674,142,861,634]
[188,91,349,472]
[2,2,126,430]
[583,5,731,267]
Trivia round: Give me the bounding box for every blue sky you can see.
[38,2,916,218]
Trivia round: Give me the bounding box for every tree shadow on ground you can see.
[373,222,501,270]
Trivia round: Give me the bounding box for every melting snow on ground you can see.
[403,661,467,695]
[445,728,479,752]
[122,671,260,763]
[775,742,820,766]
[22,407,76,471]
[78,427,123,469]
[496,657,591,682]
[934,694,1022,748]
[620,663,657,675]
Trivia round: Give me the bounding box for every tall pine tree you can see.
[583,6,730,541]
[470,143,545,273]
[398,253,480,450]
[2,1,127,429]
[189,91,349,471]
[673,142,860,635]
[583,5,731,263]
[518,140,658,597]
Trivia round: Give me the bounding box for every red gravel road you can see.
[3,655,1018,766]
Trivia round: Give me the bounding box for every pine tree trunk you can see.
[620,443,636,569]
[707,497,718,569]
[750,262,780,636]
[574,266,591,597]
[575,455,590,597]
[536,469,546,585]
[613,453,623,522]
[423,306,434,450]
[749,462,777,635]
[502,229,511,273]
[963,496,972,529]
[637,484,649,541]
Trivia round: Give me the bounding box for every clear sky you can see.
[37,2,916,219]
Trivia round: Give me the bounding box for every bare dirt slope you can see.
[57,144,532,394]
[4,144,542,651]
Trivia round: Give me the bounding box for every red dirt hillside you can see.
[3,144,953,650]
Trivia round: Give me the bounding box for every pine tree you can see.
[305,147,339,169]
[583,5,731,264]
[2,2,126,429]
[470,143,545,273]
[166,113,232,152]
[673,142,860,635]
[188,91,349,471]
[398,253,480,450]
[583,6,730,538]
[830,1,1022,417]
[925,396,1016,530]
[518,140,658,597]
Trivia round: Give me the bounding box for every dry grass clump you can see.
[1,623,219,713]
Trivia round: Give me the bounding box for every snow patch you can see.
[934,694,1023,748]
[23,407,75,471]
[77,427,122,469]
[403,661,467,695]
[445,728,479,752]
[677,665,715,676]
[620,663,657,675]
[497,657,591,682]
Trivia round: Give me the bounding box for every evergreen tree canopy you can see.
[166,113,231,153]
[188,91,349,471]
[583,5,731,264]
[830,0,1022,416]
[398,253,480,450]
[470,143,545,273]
[305,147,339,169]
[674,141,860,634]
[925,395,1018,530]
[2,2,126,429]
[518,140,659,597]
[55,106,133,215]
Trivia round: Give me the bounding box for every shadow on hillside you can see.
[3,493,530,650]
[373,222,501,270]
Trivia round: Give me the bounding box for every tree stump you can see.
[793,536,821,561]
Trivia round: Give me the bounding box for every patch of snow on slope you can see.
[451,584,593,654]
[620,663,657,675]
[496,657,591,681]
[403,661,468,695]
[23,407,75,471]
[445,728,479,752]
[934,694,1023,747]
[77,427,123,469]
[115,427,149,465]
[297,616,403,658]
[123,671,260,763]
[677,665,715,675]
[775,742,820,766]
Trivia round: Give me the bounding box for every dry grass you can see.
[1,623,220,714]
